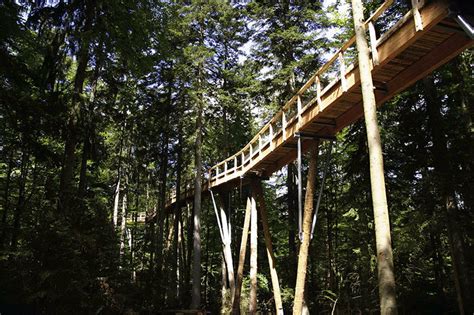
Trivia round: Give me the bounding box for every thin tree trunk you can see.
[113,179,121,228]
[249,189,258,314]
[186,201,193,302]
[171,134,182,307]
[423,76,473,314]
[293,140,320,315]
[120,181,128,264]
[232,197,251,314]
[178,214,184,304]
[287,163,297,287]
[191,97,203,308]
[221,252,228,313]
[10,150,29,251]
[218,193,235,307]
[0,155,14,249]
[351,0,398,313]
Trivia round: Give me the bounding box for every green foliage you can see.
[0,0,472,313]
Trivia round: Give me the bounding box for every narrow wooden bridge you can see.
[163,0,473,210]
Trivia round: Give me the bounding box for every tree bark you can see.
[351,0,398,313]
[113,179,121,228]
[191,98,204,309]
[293,140,320,315]
[254,182,283,315]
[287,163,297,287]
[119,178,128,264]
[171,134,182,307]
[218,194,236,307]
[249,189,258,314]
[221,253,228,313]
[232,197,251,314]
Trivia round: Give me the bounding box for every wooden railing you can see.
[166,0,425,208]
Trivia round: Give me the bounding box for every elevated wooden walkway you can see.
[164,0,473,211]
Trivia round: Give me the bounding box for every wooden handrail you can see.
[170,0,426,203]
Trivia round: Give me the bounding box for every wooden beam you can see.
[254,181,283,315]
[385,33,473,96]
[232,197,251,314]
[249,191,258,314]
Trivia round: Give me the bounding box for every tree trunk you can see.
[10,150,29,251]
[232,197,251,314]
[219,193,235,307]
[423,76,473,314]
[254,182,283,314]
[287,163,297,287]
[120,180,128,264]
[57,1,94,216]
[221,253,228,313]
[351,0,398,313]
[113,179,121,228]
[171,134,182,307]
[249,189,258,314]
[0,155,13,249]
[191,98,204,309]
[293,140,320,315]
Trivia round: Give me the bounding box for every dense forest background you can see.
[0,0,472,314]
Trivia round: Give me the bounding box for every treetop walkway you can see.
[163,0,473,211]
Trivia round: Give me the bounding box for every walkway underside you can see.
[164,0,473,211]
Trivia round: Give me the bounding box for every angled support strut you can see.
[311,141,334,240]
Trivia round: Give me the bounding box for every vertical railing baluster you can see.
[282,111,287,140]
[297,95,302,126]
[339,52,347,92]
[368,22,380,66]
[316,75,322,107]
[411,0,423,32]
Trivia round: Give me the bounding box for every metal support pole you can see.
[311,141,334,239]
[297,134,303,241]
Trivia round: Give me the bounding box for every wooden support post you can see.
[293,140,320,315]
[339,52,348,92]
[368,22,380,66]
[232,197,252,314]
[351,0,398,314]
[297,95,303,126]
[282,111,287,140]
[315,75,322,108]
[218,194,235,307]
[411,0,423,32]
[249,190,258,314]
[254,181,283,315]
[259,134,263,150]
